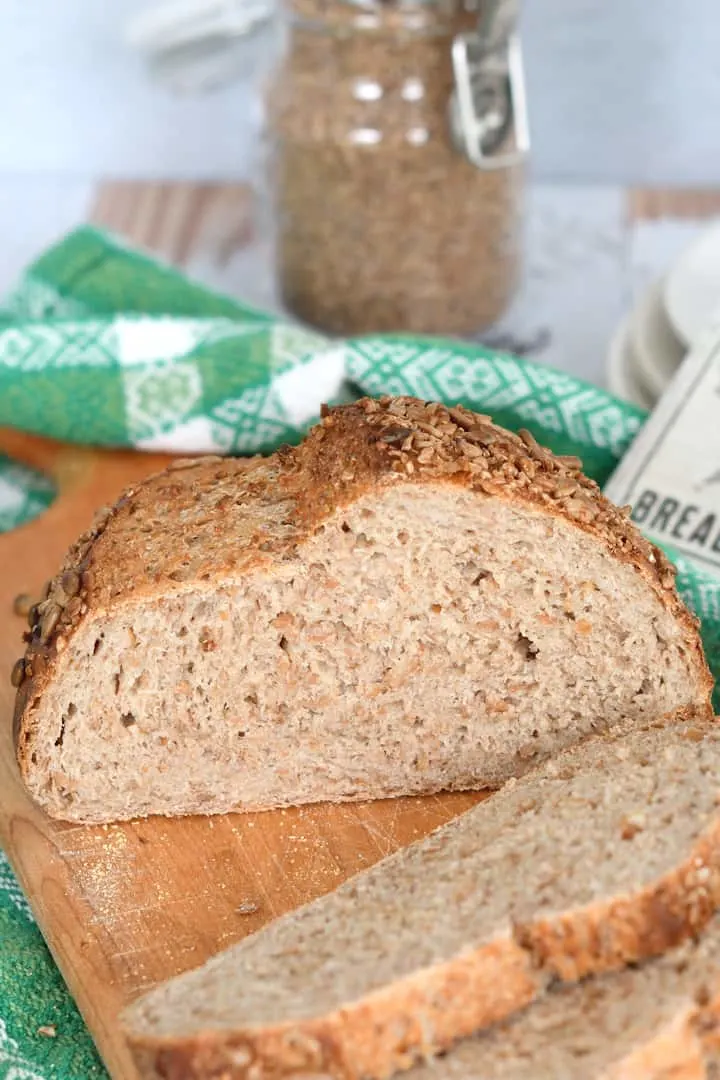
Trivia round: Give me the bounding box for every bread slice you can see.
[13,396,712,822]
[403,918,720,1080]
[123,720,720,1080]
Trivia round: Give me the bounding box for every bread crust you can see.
[13,396,714,780]
[127,940,539,1080]
[128,1008,718,1080]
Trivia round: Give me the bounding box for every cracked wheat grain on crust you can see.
[123,719,720,1080]
[13,396,713,822]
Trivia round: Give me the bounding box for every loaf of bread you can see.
[404,916,720,1080]
[122,719,720,1080]
[13,396,712,822]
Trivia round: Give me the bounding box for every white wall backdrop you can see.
[1,0,719,183]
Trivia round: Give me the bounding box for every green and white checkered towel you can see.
[1,227,719,1079]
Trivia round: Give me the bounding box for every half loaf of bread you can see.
[123,719,720,1080]
[14,396,712,821]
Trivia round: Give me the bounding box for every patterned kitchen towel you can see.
[0,225,719,1079]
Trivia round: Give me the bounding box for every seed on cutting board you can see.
[168,458,202,472]
[236,901,259,915]
[12,593,32,618]
[10,659,26,687]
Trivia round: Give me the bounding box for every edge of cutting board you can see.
[0,430,174,1077]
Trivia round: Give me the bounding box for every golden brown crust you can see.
[513,819,720,983]
[126,941,540,1079]
[129,1013,714,1080]
[12,397,714,779]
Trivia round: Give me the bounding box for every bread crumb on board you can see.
[236,901,259,915]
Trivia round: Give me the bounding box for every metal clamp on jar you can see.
[267,0,529,336]
[450,0,529,169]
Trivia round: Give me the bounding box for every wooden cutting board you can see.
[0,427,483,1079]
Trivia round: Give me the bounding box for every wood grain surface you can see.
[88,181,720,269]
[0,428,482,1078]
[90,182,256,266]
[627,188,720,222]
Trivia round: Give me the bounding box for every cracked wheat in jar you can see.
[267,0,524,336]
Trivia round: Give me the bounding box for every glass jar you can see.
[267,0,527,337]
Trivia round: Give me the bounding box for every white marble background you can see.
[3,0,719,183]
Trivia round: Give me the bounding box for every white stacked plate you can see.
[606,222,720,409]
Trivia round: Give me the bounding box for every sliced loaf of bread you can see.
[405,916,720,1080]
[123,719,720,1080]
[13,397,712,822]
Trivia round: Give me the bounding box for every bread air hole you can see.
[516,634,539,661]
[635,677,653,697]
[54,717,66,748]
[54,702,76,748]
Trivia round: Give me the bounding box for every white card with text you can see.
[605,325,720,573]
